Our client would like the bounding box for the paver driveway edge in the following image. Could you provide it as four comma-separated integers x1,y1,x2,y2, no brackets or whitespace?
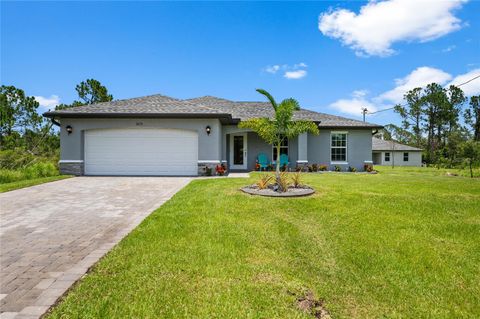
0,177,192,319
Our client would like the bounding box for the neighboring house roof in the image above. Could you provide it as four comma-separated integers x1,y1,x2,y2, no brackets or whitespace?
43,94,382,128
372,137,423,151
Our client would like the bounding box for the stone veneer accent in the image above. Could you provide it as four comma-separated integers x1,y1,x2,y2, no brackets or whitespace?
295,160,309,172
197,160,228,176
59,161,84,176
59,160,228,176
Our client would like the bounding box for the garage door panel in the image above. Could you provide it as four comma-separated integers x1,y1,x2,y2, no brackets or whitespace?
85,129,198,176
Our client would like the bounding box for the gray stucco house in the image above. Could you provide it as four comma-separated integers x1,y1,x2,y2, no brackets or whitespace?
44,94,383,176
372,137,423,167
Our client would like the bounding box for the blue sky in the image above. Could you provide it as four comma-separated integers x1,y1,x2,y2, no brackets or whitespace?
1,1,479,126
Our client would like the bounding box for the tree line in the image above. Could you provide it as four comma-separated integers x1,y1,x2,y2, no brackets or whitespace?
0,79,112,169
382,82,479,172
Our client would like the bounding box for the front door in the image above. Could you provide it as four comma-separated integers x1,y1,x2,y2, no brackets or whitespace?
230,133,247,170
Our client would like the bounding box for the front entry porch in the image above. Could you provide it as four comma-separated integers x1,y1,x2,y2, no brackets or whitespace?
223,126,306,172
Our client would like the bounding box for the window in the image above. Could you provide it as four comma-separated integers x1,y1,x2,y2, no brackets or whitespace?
403,152,409,161
385,152,390,162
331,132,347,162
272,136,288,161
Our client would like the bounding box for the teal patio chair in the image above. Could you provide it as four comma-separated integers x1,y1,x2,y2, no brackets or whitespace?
279,154,290,170
257,153,269,171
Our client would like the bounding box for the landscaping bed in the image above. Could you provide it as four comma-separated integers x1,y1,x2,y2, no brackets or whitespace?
241,184,314,197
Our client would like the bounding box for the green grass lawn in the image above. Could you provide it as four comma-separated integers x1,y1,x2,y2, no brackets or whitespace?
0,175,72,193
47,169,480,318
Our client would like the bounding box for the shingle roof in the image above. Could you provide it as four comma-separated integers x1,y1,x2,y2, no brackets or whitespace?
372,137,423,151
44,93,382,128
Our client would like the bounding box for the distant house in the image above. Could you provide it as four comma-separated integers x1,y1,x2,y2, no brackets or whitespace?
372,137,423,167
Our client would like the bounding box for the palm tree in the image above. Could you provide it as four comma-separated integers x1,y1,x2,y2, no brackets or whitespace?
239,89,320,191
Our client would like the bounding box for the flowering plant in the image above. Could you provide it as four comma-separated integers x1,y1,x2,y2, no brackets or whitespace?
216,164,226,176
364,163,373,172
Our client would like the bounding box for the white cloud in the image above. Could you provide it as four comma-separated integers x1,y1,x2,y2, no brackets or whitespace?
330,91,377,116
284,69,307,79
319,0,466,57
264,65,280,74
378,67,452,103
294,62,308,68
35,95,60,113
448,68,480,96
263,62,308,79
442,45,456,53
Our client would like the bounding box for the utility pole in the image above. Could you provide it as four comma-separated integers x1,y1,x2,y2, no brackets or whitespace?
361,107,368,122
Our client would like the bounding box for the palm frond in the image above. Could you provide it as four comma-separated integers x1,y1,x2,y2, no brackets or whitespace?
256,89,277,110
280,98,300,110
238,118,276,144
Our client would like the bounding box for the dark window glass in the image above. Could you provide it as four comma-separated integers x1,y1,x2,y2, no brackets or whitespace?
403,152,409,161
385,152,390,161
233,136,244,165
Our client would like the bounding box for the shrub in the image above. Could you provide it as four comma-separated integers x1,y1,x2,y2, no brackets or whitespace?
256,174,273,189
334,165,341,172
308,165,314,172
311,163,318,172
364,163,374,172
348,166,357,172
215,164,226,176
281,164,288,172
24,162,58,179
205,166,212,176
0,169,24,183
319,164,327,171
0,161,59,184
290,172,303,188
277,172,290,192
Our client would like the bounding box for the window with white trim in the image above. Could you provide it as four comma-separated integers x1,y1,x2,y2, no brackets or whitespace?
272,136,288,161
403,152,409,161
331,132,347,162
385,152,390,161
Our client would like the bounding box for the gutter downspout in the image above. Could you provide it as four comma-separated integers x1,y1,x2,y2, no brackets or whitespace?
51,118,61,127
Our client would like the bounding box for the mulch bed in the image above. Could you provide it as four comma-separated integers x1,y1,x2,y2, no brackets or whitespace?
240,185,315,197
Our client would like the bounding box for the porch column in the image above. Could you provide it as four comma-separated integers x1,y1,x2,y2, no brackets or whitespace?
297,133,308,167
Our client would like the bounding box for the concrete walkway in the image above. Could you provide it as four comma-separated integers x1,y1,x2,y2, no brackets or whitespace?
0,177,191,319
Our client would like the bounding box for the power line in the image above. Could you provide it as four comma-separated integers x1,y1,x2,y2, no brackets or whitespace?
366,73,480,115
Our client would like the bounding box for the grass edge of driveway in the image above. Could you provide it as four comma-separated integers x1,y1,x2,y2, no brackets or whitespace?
0,175,73,193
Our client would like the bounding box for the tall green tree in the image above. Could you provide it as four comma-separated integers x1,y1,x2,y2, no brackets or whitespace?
420,83,446,162
238,89,319,191
465,95,480,141
382,124,416,145
0,85,43,143
76,79,113,105
394,87,424,147
56,79,113,110
460,140,480,178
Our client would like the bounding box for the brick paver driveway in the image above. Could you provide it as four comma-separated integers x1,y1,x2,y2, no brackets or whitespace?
0,177,191,319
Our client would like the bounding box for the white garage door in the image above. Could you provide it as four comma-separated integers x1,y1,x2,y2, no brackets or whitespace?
84,129,198,176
